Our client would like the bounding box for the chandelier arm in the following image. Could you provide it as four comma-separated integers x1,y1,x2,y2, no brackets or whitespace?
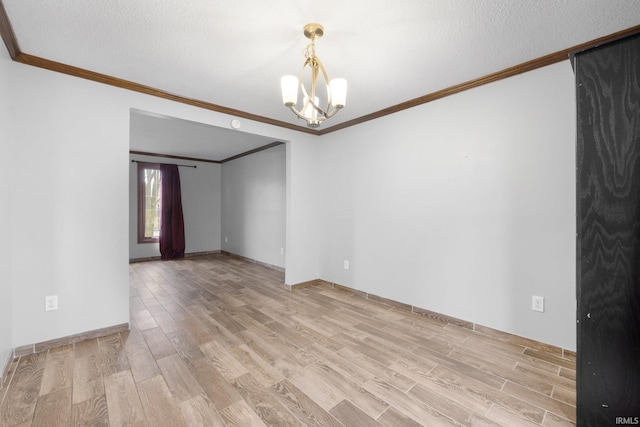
324,106,342,118
315,57,333,110
298,58,330,118
286,104,326,123
299,58,312,101
310,62,318,108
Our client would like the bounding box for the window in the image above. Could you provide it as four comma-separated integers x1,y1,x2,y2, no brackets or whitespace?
137,163,161,243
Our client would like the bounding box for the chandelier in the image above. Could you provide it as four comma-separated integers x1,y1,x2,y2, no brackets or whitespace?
281,23,347,128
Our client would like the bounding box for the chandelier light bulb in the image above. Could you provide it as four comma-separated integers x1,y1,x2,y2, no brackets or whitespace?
281,75,298,106
330,78,347,108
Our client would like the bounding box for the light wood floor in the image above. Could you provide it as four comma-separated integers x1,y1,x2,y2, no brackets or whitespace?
1,254,576,426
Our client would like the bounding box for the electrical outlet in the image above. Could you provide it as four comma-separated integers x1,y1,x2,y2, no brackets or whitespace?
532,295,544,312
45,295,58,311
344,260,350,270
225,236,228,243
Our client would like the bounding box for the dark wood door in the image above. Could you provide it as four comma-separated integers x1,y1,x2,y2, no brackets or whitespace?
576,33,640,426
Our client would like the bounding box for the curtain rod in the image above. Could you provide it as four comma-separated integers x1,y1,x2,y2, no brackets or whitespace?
131,160,197,168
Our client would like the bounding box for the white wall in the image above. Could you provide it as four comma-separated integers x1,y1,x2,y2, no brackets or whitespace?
1,41,577,353
1,51,316,349
318,62,577,350
6,63,131,347
221,144,286,268
0,48,13,372
285,139,321,284
129,153,222,259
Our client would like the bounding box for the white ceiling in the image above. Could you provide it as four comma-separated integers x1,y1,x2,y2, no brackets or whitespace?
3,1,640,159
129,109,281,163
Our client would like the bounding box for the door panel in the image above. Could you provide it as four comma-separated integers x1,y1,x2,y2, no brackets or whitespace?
576,33,640,426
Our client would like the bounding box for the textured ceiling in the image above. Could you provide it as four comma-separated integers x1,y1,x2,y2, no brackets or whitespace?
2,1,640,158
129,109,280,162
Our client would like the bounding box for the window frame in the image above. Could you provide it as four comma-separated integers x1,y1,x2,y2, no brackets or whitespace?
137,162,161,244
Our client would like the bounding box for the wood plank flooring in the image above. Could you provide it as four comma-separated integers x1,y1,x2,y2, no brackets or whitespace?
0,254,576,426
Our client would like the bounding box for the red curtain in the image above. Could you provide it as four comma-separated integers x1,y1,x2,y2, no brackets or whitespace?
159,164,185,260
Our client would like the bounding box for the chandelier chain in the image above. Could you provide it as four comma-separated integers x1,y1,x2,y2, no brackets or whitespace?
303,41,318,68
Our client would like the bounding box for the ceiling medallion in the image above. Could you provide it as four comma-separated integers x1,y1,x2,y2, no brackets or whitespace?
281,23,347,128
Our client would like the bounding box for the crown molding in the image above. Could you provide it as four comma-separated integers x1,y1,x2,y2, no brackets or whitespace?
129,151,221,164
218,141,284,163
0,0,19,59
1,2,638,136
318,24,640,135
12,53,319,135
130,141,284,164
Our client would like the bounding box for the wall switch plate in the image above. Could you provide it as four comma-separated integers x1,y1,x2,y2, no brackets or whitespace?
45,295,58,311
280,247,284,255
532,295,544,312
344,260,350,270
